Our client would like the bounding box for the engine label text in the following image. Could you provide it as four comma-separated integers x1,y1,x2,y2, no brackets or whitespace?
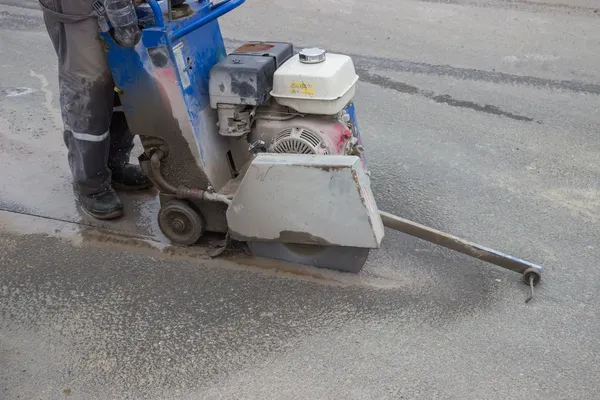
289,81,315,95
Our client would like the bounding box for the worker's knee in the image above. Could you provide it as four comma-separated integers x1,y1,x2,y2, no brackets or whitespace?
59,69,113,136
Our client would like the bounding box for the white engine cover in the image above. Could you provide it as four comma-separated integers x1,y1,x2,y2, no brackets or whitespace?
226,154,384,249
270,53,359,115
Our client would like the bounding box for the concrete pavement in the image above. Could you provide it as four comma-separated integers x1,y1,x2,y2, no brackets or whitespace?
1,0,599,399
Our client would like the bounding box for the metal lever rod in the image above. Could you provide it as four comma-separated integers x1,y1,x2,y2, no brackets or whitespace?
379,211,543,282
525,275,535,303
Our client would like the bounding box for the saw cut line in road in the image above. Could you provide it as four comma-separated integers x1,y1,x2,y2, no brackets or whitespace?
351,54,600,95
355,67,535,122
412,0,600,17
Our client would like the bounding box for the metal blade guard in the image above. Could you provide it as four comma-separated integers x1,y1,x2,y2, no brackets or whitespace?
227,154,384,273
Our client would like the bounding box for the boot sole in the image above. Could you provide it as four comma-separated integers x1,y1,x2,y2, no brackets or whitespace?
112,181,152,192
80,205,124,220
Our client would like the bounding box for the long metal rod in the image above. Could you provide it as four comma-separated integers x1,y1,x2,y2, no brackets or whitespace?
379,211,543,275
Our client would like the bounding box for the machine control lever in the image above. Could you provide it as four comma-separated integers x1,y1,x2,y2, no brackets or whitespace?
379,211,543,301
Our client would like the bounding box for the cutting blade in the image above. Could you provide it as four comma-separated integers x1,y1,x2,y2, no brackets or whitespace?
247,242,370,273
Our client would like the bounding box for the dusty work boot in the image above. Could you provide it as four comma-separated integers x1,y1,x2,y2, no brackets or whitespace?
110,163,151,191
77,186,124,220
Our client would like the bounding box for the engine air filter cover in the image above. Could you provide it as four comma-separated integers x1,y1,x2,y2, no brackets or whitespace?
271,127,329,155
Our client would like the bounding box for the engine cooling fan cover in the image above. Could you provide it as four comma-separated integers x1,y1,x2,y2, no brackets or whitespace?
270,127,329,155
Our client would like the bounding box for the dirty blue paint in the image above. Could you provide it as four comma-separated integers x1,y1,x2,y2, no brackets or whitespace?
345,102,367,169
102,0,244,167
102,30,166,97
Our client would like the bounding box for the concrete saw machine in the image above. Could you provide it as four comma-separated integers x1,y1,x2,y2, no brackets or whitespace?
102,0,543,299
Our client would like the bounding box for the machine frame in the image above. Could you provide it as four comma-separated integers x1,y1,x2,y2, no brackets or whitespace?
101,0,544,301
103,0,249,234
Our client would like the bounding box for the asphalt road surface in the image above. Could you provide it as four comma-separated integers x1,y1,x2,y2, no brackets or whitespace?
1,0,599,399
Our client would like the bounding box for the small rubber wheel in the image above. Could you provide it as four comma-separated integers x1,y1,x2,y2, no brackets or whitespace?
522,267,542,287
157,200,204,246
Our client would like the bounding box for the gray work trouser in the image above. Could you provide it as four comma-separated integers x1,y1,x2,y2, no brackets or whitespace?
40,0,135,195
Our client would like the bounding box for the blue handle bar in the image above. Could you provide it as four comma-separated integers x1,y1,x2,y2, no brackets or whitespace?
144,0,245,41
170,0,245,41
146,0,165,27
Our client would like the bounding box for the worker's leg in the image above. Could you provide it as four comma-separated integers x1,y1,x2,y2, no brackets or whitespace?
108,93,150,190
41,0,149,218
41,0,122,219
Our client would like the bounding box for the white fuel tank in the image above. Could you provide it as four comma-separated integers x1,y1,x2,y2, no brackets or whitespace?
270,48,359,115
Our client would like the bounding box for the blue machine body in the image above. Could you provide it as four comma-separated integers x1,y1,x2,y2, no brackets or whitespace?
345,102,367,169
105,0,244,122
101,0,367,232
102,0,247,232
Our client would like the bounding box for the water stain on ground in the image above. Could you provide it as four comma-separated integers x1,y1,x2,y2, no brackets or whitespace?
77,223,413,290
0,206,414,291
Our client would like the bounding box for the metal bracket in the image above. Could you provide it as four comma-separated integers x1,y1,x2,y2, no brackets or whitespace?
92,0,110,32
207,232,231,257
248,140,266,154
